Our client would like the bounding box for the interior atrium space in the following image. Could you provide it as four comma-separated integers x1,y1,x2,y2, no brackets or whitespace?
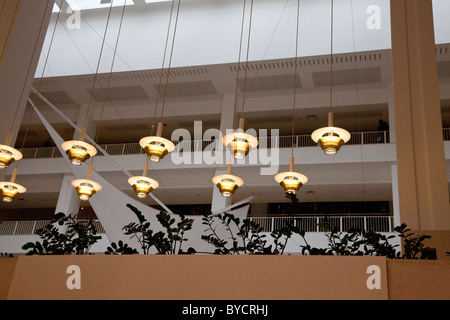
0,0,449,256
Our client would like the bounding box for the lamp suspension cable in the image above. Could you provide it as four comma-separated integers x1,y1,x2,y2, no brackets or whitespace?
291,0,300,159
150,0,176,137
310,0,350,155
92,1,127,154
80,3,114,142
222,0,258,161
139,0,180,163
70,0,116,201
329,0,334,125
274,0,307,196
213,0,250,197
240,0,254,118
232,0,247,130
0,1,20,69
127,0,160,199
60,1,115,166
158,0,181,127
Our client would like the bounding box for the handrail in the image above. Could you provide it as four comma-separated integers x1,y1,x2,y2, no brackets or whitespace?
0,215,393,235
18,130,395,159
250,215,394,233
0,219,105,236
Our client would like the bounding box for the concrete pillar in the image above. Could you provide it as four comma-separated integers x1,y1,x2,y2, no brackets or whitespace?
391,164,401,229
0,0,53,146
55,175,81,216
391,0,450,230
211,94,236,212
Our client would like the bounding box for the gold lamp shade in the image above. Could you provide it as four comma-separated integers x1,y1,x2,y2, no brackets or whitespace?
139,136,175,163
128,176,159,199
0,182,26,202
223,132,258,160
212,173,244,198
62,140,97,166
71,179,102,201
274,157,308,195
274,172,308,195
311,127,350,156
223,118,258,160
0,145,23,169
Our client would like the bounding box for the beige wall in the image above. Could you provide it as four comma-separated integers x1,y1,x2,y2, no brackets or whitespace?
0,258,17,300
5,255,388,300
2,255,450,300
387,259,450,300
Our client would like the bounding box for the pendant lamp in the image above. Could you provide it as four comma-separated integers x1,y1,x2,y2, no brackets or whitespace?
61,0,121,165
0,143,22,169
140,0,180,163
274,0,308,195
71,164,102,201
223,118,258,160
223,0,258,160
275,157,308,195
311,0,350,155
0,167,26,202
128,161,159,198
212,163,244,198
140,122,175,163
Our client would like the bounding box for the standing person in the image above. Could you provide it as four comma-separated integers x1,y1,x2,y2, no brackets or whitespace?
377,119,389,143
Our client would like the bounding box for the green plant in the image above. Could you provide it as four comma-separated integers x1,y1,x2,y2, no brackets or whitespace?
298,222,427,259
394,223,432,259
105,240,138,255
285,192,299,216
362,229,401,258
201,212,295,255
157,210,196,255
106,204,195,255
22,212,101,255
298,229,333,255
1,252,14,258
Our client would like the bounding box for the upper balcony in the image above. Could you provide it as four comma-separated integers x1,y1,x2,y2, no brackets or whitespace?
18,130,393,160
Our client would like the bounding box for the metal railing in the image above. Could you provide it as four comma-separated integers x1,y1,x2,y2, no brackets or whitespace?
16,128,450,160
0,219,105,236
250,215,394,233
0,216,393,236
19,130,394,159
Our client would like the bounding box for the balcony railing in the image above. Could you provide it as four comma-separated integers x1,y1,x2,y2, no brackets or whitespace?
16,128,450,160
250,215,394,233
0,219,105,236
0,215,393,236
19,130,394,159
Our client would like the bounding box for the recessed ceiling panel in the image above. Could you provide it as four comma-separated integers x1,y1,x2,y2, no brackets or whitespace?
29,91,75,105
153,81,217,98
103,124,149,132
238,74,302,92
87,86,149,102
313,67,382,87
